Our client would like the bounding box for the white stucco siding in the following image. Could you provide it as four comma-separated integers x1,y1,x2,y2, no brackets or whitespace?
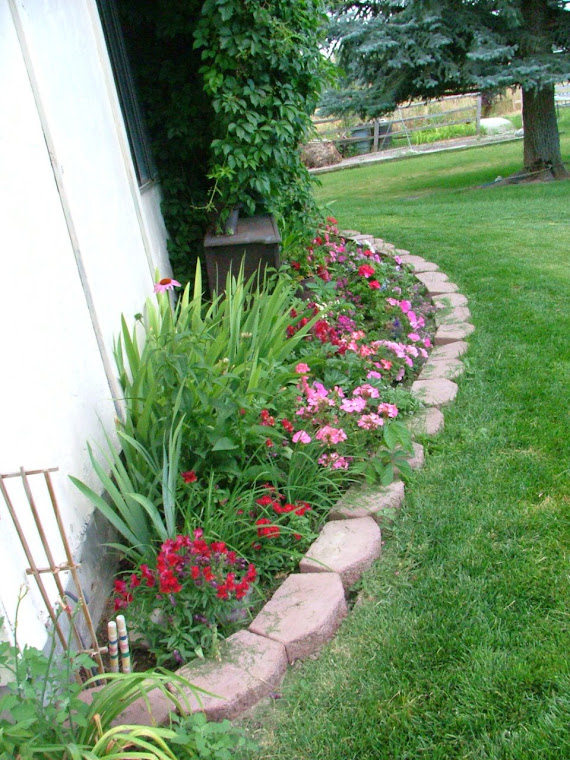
13,0,161,353
0,0,170,648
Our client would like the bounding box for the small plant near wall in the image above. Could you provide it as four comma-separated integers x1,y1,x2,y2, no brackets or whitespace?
0,598,255,759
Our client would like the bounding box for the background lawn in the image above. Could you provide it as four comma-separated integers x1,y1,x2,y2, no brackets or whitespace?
247,115,570,759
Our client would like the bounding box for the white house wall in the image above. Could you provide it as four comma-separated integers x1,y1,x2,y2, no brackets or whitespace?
0,0,171,649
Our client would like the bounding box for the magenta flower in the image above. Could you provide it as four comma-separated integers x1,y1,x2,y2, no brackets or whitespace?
367,370,382,380
407,332,421,342
399,300,412,314
154,277,181,293
292,430,312,444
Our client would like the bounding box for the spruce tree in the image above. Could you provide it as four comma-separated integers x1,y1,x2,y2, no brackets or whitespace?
325,0,570,178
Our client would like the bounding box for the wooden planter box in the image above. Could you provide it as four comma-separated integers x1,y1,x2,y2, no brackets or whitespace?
204,213,281,293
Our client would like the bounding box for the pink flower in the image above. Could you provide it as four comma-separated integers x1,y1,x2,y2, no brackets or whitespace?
292,430,312,444
319,452,350,470
369,280,381,290
423,337,432,348
357,414,384,430
154,277,181,293
353,384,380,399
340,397,367,413
399,300,412,314
315,426,347,445
378,403,399,418
394,255,403,265
407,333,421,342
295,363,311,374
366,370,382,380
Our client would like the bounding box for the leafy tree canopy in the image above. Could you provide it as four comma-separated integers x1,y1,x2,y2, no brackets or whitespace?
323,0,570,176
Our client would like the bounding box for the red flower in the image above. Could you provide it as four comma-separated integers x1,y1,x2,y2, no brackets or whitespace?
235,581,249,599
358,264,375,278
256,494,274,507
326,216,337,224
256,518,280,538
159,570,182,594
290,261,301,271
295,501,312,516
281,418,294,433
181,470,197,483
260,409,275,426
129,573,141,589
266,438,274,448
190,566,200,580
294,533,302,541
369,280,381,290
216,584,229,600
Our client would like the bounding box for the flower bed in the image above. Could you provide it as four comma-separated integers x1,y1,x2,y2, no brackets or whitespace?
74,221,436,668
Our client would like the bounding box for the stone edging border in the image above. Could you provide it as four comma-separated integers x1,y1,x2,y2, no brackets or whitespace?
118,233,475,726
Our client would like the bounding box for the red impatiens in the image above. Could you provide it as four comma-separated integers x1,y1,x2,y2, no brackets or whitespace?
113,531,257,612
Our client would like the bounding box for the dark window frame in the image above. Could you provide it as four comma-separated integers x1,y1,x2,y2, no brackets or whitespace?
96,0,157,187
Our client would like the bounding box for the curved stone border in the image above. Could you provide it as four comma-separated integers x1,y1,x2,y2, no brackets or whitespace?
117,233,474,725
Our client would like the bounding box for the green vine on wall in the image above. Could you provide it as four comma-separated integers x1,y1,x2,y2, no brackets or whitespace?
118,0,332,282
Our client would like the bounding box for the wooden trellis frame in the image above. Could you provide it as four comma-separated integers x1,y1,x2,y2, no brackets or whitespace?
0,467,107,674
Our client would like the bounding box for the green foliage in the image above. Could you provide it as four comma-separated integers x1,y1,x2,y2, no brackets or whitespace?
195,0,333,230
0,601,253,760
72,264,318,558
325,0,570,117
118,0,332,280
322,0,570,172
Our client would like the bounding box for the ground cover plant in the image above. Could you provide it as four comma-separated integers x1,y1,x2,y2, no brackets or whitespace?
245,113,570,759
73,225,434,667
0,599,254,760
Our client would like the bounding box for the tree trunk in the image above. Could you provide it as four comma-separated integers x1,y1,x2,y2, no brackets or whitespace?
522,85,568,178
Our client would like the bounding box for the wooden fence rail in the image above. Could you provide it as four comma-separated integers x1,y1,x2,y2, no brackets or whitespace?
314,93,483,156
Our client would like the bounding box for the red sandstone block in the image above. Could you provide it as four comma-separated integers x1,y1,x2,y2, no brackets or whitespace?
434,322,475,344
175,630,288,721
407,407,445,437
249,573,347,662
411,378,458,407
300,517,381,588
429,340,469,360
419,358,465,380
328,480,405,522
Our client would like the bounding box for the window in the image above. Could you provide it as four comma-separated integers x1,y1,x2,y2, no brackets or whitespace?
96,0,157,187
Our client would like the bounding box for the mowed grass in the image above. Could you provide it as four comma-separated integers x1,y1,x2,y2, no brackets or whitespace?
247,116,570,758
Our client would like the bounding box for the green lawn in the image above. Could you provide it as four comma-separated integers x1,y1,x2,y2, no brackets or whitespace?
247,117,570,758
